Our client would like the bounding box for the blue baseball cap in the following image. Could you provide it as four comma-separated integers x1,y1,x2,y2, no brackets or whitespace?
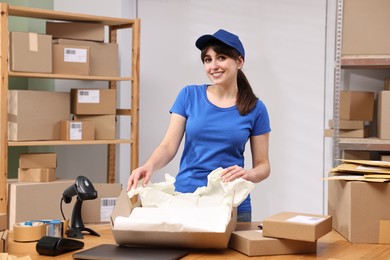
195,29,245,59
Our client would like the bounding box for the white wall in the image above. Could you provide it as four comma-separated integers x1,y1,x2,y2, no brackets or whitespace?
54,0,329,221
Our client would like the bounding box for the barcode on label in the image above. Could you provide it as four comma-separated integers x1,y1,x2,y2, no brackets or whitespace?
102,198,116,207
71,123,82,129
79,90,89,96
65,49,76,55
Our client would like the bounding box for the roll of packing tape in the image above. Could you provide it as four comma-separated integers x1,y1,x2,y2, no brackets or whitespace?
13,221,46,242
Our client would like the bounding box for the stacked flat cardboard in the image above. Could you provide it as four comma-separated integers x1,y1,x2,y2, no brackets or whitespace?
0,230,8,252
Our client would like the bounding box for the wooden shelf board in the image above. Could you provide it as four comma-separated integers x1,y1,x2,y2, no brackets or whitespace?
8,139,131,147
9,71,132,82
341,55,390,68
8,5,134,27
339,137,390,151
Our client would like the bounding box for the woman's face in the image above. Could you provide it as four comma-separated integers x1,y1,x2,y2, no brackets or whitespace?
203,48,243,87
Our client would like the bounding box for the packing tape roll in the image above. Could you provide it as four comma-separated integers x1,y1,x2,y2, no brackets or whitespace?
13,221,46,242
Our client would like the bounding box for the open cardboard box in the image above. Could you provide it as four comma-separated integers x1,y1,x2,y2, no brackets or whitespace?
110,189,236,249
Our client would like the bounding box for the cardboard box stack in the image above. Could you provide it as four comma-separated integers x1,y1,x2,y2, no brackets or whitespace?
18,153,57,182
47,21,119,77
325,91,374,138
327,160,390,243
229,212,332,256
72,88,116,140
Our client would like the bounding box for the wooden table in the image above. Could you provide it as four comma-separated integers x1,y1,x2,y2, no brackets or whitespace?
5,224,390,259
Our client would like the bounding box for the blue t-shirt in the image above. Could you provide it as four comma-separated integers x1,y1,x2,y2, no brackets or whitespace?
170,84,271,212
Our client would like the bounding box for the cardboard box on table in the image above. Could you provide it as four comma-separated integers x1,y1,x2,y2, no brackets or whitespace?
10,32,52,73
229,222,317,256
8,90,70,141
110,189,236,249
328,180,390,243
262,212,332,242
8,179,121,230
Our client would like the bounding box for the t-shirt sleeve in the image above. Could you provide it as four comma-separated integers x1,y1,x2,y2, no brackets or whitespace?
252,100,271,136
169,86,188,118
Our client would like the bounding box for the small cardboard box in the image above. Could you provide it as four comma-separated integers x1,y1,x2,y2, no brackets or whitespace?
340,91,375,121
55,39,119,76
8,180,122,230
46,21,105,42
229,222,317,256
378,91,390,140
262,212,332,242
18,168,56,182
110,189,236,249
0,230,8,252
328,180,390,243
10,31,52,73
52,44,90,76
60,120,95,141
19,153,57,169
74,115,116,140
71,89,116,115
8,90,70,141
0,213,7,231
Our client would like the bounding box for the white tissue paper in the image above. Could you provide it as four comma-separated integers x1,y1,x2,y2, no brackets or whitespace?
114,167,255,232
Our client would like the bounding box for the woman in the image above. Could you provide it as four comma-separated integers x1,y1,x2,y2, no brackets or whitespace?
127,29,271,222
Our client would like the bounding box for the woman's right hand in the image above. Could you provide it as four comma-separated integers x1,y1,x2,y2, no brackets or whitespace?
127,164,153,191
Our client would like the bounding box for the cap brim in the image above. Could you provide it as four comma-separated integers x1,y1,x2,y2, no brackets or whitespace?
195,34,221,51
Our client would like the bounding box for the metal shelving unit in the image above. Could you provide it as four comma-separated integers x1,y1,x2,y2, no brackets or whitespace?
332,0,390,164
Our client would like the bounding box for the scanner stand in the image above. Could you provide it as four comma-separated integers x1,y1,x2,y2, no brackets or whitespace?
66,199,100,239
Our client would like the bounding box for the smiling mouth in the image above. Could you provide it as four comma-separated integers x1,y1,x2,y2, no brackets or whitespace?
211,71,223,77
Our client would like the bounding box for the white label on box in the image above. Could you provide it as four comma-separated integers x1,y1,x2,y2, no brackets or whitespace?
100,197,117,222
69,122,82,140
286,215,324,225
64,48,87,63
78,90,100,103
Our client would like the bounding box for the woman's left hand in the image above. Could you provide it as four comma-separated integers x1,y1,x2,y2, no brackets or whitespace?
220,165,249,182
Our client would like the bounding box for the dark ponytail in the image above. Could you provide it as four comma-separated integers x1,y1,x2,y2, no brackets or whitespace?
201,43,258,115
